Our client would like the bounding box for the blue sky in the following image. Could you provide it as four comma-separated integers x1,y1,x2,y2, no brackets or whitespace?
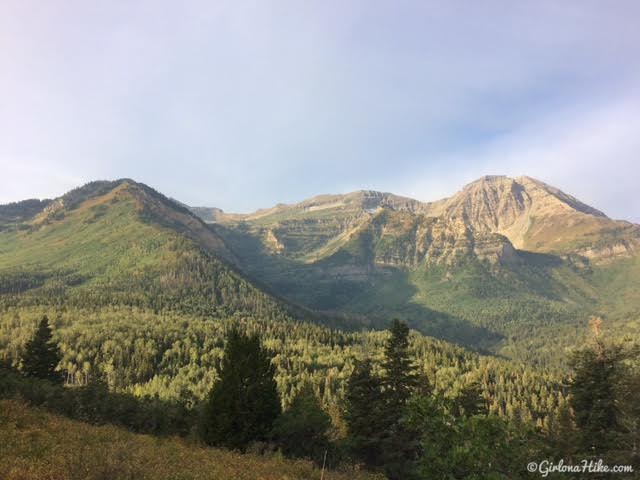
1,1,639,221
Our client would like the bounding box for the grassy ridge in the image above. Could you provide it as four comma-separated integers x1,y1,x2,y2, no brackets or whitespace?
0,182,291,321
0,400,379,480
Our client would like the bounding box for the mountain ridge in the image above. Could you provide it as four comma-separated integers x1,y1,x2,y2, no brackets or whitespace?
190,175,638,265
190,175,611,222
2,175,639,364
179,174,639,363
0,179,298,323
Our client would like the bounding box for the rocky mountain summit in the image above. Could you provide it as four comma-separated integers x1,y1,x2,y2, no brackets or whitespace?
198,175,638,267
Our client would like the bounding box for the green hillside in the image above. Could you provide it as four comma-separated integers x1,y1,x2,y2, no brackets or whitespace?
0,180,289,320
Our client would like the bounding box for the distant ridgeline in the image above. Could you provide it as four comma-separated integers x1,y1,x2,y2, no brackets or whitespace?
0,176,638,429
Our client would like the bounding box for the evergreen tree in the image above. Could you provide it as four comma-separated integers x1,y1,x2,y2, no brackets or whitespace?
21,315,62,383
380,319,420,480
271,383,331,465
569,319,625,457
452,380,487,417
382,319,418,410
344,359,385,468
201,327,281,451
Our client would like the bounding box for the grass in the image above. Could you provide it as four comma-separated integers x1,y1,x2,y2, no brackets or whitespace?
0,195,166,281
0,400,381,480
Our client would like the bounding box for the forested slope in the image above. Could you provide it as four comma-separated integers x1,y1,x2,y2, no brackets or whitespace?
0,179,289,320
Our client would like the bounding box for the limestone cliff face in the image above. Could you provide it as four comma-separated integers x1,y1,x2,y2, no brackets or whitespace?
195,175,639,268
369,213,519,268
425,175,608,242
420,175,637,263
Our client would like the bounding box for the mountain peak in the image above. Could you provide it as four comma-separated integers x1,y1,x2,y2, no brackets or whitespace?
426,174,618,252
513,176,607,218
304,190,423,213
445,175,606,220
462,174,512,188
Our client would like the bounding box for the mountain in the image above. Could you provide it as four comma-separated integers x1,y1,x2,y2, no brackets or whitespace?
0,179,291,320
191,175,640,364
0,180,509,411
203,175,637,266
424,175,637,260
0,198,53,224
1,176,638,365
0,179,595,478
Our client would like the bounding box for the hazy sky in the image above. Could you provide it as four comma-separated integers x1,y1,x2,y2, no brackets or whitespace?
1,1,639,221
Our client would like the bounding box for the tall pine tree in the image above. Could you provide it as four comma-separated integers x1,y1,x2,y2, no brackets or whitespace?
452,380,487,417
344,358,385,468
344,320,421,478
569,318,625,457
382,319,418,411
380,319,419,480
21,315,62,383
201,327,281,451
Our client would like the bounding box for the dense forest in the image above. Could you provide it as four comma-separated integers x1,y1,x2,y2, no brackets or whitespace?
2,315,638,478
0,305,567,427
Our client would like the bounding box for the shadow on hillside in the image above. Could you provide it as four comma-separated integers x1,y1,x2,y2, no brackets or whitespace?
517,250,564,267
212,223,504,353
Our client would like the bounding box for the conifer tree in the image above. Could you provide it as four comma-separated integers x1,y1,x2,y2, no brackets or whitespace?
452,380,487,417
380,319,419,480
21,315,62,383
569,318,625,456
271,383,331,465
201,327,281,451
344,359,385,468
381,319,419,418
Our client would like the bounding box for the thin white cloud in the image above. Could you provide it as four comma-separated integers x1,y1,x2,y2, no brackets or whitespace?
0,1,638,220
399,90,640,221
